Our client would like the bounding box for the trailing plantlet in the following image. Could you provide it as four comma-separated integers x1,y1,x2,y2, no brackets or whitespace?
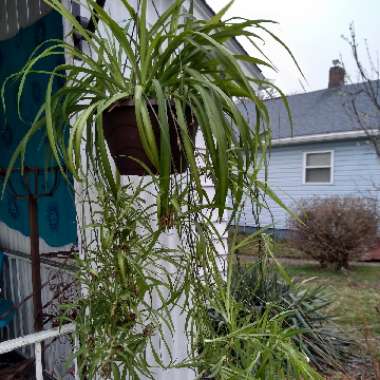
66,184,186,378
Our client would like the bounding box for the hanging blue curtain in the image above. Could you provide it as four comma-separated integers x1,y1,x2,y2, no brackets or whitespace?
0,11,77,250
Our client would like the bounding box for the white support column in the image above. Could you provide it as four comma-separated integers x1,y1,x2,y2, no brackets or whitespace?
35,342,43,380
74,334,80,380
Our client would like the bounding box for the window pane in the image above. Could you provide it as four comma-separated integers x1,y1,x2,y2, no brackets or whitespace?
305,168,331,183
306,152,331,166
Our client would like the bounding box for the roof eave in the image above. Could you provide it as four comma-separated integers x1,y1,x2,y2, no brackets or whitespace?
271,130,379,147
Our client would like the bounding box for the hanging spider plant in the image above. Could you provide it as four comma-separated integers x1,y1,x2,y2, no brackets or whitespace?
65,182,321,380
0,2,325,378
2,0,296,222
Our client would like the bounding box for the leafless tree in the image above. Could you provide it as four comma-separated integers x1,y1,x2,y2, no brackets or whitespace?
341,23,380,156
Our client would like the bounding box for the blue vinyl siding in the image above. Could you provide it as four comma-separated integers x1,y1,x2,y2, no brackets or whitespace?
238,139,380,229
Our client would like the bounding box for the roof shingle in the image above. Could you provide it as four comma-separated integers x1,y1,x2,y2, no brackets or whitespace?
238,81,380,139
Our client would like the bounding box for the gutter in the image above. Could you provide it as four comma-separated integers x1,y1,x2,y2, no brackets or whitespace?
271,130,380,147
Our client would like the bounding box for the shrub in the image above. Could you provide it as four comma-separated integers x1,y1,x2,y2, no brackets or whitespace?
288,197,378,270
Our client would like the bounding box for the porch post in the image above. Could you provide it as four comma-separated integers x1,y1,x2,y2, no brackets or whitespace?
28,195,43,332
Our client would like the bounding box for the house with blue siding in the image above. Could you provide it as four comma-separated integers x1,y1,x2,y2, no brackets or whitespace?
237,64,380,235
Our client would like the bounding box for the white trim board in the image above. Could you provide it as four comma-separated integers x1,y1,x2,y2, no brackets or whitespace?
272,130,379,147
302,150,334,185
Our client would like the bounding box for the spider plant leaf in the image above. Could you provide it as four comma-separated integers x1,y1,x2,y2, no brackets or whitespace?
152,80,171,220
71,102,99,176
112,363,121,380
148,0,182,38
257,23,305,78
44,0,96,45
139,0,149,82
208,0,233,25
197,86,228,218
134,85,159,169
174,99,202,192
45,73,65,174
88,0,139,80
95,110,119,199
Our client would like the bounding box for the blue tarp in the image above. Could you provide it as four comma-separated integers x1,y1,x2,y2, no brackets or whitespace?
0,12,77,249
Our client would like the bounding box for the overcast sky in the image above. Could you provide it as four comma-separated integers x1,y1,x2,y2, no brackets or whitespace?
207,0,380,95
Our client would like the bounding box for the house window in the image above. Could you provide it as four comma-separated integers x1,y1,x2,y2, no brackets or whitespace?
303,151,333,184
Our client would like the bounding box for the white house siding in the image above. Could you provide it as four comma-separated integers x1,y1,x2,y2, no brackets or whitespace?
239,139,380,230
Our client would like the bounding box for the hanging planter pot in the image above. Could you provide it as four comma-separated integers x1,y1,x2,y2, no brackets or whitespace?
103,99,197,176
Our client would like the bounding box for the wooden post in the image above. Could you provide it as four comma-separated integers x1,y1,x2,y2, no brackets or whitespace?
28,195,44,333
28,194,45,372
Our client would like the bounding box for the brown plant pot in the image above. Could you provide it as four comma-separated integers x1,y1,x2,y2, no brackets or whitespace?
103,99,197,176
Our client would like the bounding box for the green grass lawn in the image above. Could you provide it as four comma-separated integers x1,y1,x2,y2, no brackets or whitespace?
286,262,380,378
286,263,380,335
232,234,380,335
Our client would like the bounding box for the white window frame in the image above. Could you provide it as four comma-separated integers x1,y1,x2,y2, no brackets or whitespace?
302,150,334,185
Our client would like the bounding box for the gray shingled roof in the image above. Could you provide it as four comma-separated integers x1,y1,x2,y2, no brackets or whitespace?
238,81,380,139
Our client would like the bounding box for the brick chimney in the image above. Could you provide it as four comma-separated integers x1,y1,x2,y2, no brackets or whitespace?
328,59,345,88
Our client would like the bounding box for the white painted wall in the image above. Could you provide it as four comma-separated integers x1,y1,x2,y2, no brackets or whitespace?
71,3,264,378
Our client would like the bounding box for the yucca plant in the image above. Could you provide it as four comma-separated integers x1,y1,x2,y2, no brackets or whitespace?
2,0,294,223
229,256,353,374
189,237,322,380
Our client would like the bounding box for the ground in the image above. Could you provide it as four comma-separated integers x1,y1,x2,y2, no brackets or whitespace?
286,262,380,379
231,235,380,378
286,263,380,339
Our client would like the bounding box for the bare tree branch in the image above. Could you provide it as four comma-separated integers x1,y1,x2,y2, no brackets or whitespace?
341,23,380,156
